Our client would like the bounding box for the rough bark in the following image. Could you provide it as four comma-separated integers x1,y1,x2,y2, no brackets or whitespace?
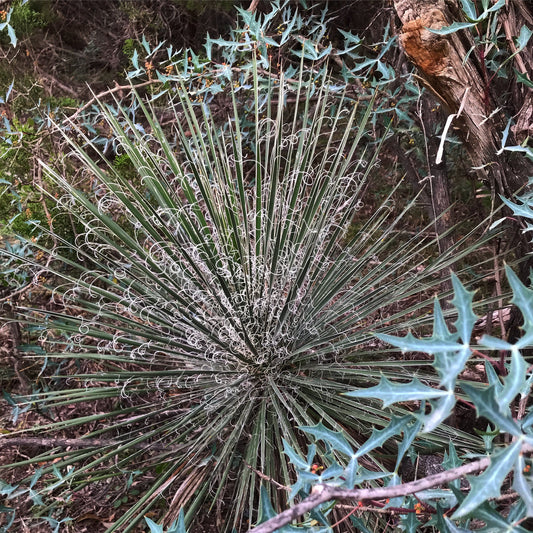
393,0,533,199
394,0,533,341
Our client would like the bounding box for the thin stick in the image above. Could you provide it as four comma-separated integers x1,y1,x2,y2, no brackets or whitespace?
248,443,533,533
0,436,179,452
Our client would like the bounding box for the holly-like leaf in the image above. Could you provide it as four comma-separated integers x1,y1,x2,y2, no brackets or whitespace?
513,453,533,517
355,416,410,458
299,423,354,457
451,274,477,344
283,439,311,471
395,417,423,472
376,332,460,355
484,361,504,394
434,346,472,391
507,265,533,329
460,0,478,21
452,439,522,518
462,384,521,436
500,349,527,409
443,442,463,490
515,70,533,88
419,392,456,433
345,376,448,407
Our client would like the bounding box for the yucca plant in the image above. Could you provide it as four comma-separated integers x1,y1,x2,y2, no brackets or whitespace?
1,67,488,532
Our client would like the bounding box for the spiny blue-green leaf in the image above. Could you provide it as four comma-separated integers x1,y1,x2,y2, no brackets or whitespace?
479,334,513,351
256,489,305,531
401,501,422,533
350,467,392,487
344,456,359,489
283,439,311,471
432,297,458,342
345,376,448,407
462,383,521,436
484,0,506,14
420,392,456,433
507,265,533,329
500,349,527,409
452,439,522,518
376,332,461,355
451,274,477,344
395,417,423,472
434,346,472,391
427,21,477,35
355,416,410,458
520,372,533,401
443,442,463,490
385,473,404,508
516,70,533,88
443,518,472,533
484,361,504,394
462,499,514,530
257,487,277,523
299,423,353,457
425,502,450,531
460,0,478,20
316,462,344,483
513,453,533,517
145,517,165,533
516,25,533,50
516,329,533,350
168,510,187,533
501,195,533,219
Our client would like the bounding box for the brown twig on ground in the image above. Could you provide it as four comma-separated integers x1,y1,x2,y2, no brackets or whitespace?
0,436,180,452
248,443,533,533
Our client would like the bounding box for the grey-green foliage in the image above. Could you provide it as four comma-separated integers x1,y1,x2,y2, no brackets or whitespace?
0,60,490,531
277,267,533,531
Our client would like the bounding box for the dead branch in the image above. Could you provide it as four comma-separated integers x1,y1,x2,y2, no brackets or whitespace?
248,443,533,533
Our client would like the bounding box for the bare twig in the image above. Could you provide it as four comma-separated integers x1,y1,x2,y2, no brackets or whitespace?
0,436,180,452
248,443,533,533
247,0,260,12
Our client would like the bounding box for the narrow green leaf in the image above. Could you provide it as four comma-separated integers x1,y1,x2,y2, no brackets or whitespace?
420,392,456,433
516,25,533,50
460,0,478,20
355,416,410,458
345,376,448,407
427,21,477,35
462,384,521,436
500,349,527,409
451,274,477,344
453,439,522,518
376,332,461,355
513,453,533,517
299,422,354,457
507,265,533,329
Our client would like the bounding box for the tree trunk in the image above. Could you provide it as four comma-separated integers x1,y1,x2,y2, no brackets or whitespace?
393,0,533,341
393,0,533,199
